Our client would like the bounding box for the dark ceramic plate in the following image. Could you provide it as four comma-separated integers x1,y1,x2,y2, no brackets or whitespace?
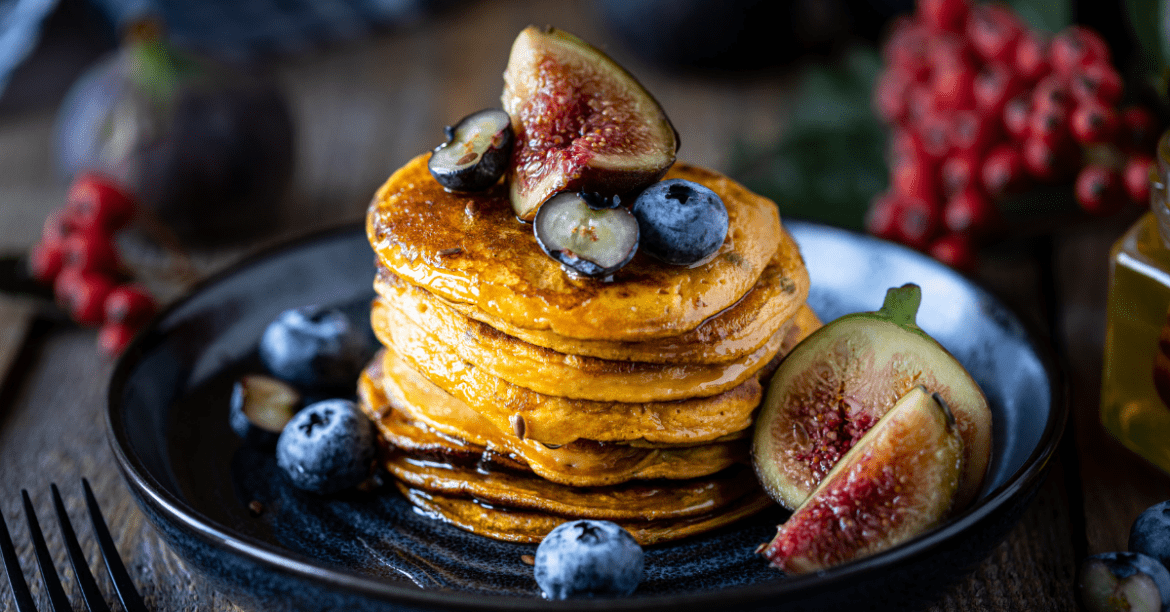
108,220,1065,612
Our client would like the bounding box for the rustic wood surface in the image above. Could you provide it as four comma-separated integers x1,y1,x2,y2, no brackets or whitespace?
0,1,1164,610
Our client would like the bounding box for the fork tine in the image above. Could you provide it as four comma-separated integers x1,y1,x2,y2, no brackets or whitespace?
82,479,147,612
0,506,38,612
20,490,72,612
52,484,110,612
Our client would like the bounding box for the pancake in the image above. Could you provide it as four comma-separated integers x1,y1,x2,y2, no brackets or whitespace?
361,354,748,487
403,228,810,364
374,315,763,446
367,154,785,342
384,453,760,521
372,293,785,402
397,484,774,545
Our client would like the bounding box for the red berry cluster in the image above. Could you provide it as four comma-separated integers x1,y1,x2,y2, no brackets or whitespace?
28,173,158,356
869,0,1160,270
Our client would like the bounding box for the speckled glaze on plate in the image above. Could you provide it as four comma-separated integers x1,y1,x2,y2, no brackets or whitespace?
107,221,1066,612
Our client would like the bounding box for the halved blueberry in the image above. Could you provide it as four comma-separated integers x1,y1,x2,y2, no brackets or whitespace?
229,374,302,449
631,178,728,265
259,305,374,392
534,192,639,277
428,109,513,191
534,520,644,600
1078,551,1170,612
275,399,375,494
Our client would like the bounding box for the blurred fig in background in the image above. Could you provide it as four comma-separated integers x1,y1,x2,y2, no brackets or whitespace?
53,23,295,245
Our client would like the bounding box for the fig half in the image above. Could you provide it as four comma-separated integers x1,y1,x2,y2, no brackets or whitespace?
752,284,991,513
501,26,679,221
760,386,963,574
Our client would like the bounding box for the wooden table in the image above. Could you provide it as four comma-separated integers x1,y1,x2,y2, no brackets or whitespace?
1,1,1166,610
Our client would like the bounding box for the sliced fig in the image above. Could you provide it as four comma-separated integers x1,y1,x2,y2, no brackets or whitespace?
428,109,514,192
501,26,679,221
534,191,639,277
752,284,992,514
760,386,963,574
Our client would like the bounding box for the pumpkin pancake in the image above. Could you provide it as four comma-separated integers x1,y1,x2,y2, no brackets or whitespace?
397,484,773,545
374,315,763,446
362,354,748,487
384,453,760,521
372,294,785,402
367,154,784,342
381,227,809,365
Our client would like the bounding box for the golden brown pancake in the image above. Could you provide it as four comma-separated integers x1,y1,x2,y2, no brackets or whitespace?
372,294,785,402
361,354,748,487
367,154,784,342
385,453,759,521
374,317,764,446
400,229,810,365
397,484,774,545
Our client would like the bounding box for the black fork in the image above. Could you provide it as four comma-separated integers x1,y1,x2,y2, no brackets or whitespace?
0,479,147,612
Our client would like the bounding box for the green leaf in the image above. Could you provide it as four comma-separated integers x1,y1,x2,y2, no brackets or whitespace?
1005,0,1072,33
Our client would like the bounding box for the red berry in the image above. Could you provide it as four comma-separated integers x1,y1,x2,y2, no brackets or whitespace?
874,70,912,124
917,112,954,160
42,208,73,244
98,322,138,357
1022,136,1074,182
1070,101,1119,144
1050,26,1111,76
884,18,930,72
1014,30,1051,83
941,151,981,197
1028,105,1071,146
65,173,136,232
104,284,157,327
895,196,942,249
892,158,940,202
906,83,938,124
928,232,978,271
929,33,978,70
966,3,1021,63
1119,106,1159,153
931,66,977,111
889,129,928,167
866,191,903,241
62,230,121,274
1003,95,1032,139
919,0,969,32
944,188,998,235
949,110,998,153
28,241,64,285
55,268,116,326
974,63,1022,116
1124,155,1154,205
1070,63,1123,106
1075,164,1124,215
1032,75,1071,112
981,145,1028,197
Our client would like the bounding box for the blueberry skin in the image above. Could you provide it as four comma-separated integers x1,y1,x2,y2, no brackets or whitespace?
259,306,373,391
275,399,374,494
534,520,643,600
1079,552,1170,612
631,178,728,266
1131,500,1170,570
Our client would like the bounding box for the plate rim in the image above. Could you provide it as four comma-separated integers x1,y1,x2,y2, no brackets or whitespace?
106,219,1068,610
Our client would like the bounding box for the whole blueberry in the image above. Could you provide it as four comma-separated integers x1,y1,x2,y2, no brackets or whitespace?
275,399,374,494
1079,551,1170,612
1131,500,1170,570
631,178,728,266
534,520,643,600
259,305,373,391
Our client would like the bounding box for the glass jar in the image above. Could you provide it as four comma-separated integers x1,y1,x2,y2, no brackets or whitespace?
1100,131,1170,473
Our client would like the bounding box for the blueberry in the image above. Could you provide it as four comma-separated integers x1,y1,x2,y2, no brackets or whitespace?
1078,552,1170,612
275,399,374,494
259,305,373,391
1131,501,1170,571
428,109,514,192
631,178,728,266
534,191,640,277
534,520,643,599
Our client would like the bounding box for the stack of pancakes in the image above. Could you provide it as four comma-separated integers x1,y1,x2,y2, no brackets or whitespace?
359,153,818,544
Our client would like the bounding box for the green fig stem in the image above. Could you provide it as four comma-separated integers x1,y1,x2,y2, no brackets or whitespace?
877,283,922,327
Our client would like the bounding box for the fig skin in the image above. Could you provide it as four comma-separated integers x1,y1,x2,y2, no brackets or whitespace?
760,386,963,574
752,284,992,514
54,37,295,245
501,26,679,221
